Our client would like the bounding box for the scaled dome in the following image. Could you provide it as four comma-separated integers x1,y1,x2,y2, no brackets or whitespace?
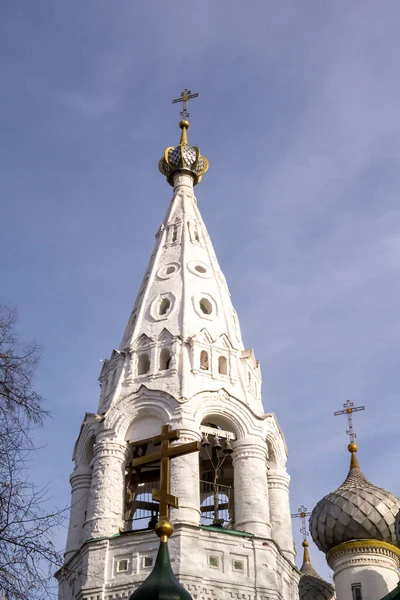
309,444,400,554
159,119,209,186
299,541,335,600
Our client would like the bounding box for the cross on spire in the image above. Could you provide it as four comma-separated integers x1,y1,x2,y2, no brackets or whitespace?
291,505,312,542
131,424,200,538
172,88,199,119
334,399,365,444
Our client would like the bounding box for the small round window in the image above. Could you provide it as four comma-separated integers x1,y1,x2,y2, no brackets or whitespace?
199,298,212,315
166,266,175,274
195,265,207,274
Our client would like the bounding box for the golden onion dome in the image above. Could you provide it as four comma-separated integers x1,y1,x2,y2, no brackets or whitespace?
159,120,209,186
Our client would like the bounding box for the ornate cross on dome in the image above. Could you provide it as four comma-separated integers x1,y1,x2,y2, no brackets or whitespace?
334,399,365,443
131,424,200,540
172,88,199,119
291,505,311,542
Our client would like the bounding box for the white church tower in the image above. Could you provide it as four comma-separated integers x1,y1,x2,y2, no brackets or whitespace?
57,96,299,600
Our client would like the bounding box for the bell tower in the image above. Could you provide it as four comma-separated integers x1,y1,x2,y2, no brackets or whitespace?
57,94,299,600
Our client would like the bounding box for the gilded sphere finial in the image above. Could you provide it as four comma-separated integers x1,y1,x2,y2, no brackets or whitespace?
348,442,358,453
179,119,190,130
302,540,309,548
155,518,174,541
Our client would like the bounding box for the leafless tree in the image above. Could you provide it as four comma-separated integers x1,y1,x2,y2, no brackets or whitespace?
0,304,64,599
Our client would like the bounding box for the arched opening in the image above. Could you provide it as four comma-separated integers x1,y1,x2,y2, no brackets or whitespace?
138,353,150,375
200,350,209,371
199,298,212,315
159,348,171,371
124,417,164,532
124,442,160,532
199,419,236,529
171,225,178,243
159,298,171,316
218,356,228,375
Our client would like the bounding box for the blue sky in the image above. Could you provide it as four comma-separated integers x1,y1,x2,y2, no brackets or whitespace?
2,0,400,583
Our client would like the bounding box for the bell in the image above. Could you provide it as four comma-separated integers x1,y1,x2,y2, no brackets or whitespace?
201,433,210,447
212,436,222,451
222,438,233,455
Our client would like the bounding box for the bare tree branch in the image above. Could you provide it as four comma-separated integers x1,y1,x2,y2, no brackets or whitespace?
0,303,64,600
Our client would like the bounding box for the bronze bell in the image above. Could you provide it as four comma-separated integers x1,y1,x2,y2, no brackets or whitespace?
222,438,233,455
201,433,210,447
212,436,222,451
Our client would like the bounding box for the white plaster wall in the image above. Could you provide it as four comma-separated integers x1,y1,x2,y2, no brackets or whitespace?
57,525,300,600
330,548,400,600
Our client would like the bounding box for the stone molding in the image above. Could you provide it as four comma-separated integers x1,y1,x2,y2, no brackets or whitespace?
232,440,268,463
267,471,290,490
93,438,127,462
70,470,92,491
328,540,400,572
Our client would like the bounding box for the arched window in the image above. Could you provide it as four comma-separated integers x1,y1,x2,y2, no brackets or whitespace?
200,350,209,371
171,225,178,243
138,353,150,375
159,348,171,371
218,356,228,375
159,298,171,316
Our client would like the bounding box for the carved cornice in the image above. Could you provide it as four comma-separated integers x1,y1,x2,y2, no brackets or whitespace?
232,443,267,463
70,471,93,490
267,471,290,490
327,540,400,570
93,438,127,461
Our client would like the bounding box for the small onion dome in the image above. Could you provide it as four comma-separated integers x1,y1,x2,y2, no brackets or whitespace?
129,519,193,600
299,541,335,600
309,443,400,554
159,120,209,186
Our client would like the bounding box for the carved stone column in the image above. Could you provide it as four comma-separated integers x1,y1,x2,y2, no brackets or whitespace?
232,438,271,537
169,426,201,527
268,469,295,561
84,432,127,539
65,465,93,558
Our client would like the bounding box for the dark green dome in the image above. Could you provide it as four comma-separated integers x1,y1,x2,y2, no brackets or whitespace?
129,541,193,600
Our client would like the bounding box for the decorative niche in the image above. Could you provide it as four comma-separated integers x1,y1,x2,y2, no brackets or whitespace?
150,292,176,321
187,260,212,279
157,262,180,280
192,293,217,320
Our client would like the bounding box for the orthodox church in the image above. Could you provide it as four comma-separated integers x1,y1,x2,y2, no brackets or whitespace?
57,96,400,600
57,98,299,600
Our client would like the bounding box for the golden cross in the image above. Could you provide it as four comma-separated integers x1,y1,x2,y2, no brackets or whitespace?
131,424,200,523
334,399,365,444
172,88,199,119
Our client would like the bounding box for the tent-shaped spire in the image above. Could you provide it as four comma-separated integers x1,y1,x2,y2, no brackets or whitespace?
98,117,262,410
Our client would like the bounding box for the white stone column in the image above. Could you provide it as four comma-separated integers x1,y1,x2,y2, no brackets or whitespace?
268,469,295,561
232,438,271,537
328,542,400,600
83,433,127,539
65,465,93,558
170,427,201,527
